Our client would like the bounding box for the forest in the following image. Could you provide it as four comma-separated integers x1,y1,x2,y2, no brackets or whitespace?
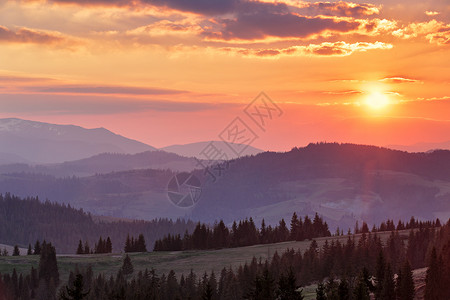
0,193,195,253
0,218,448,299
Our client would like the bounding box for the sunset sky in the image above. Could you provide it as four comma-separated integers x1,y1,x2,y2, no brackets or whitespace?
1,0,449,151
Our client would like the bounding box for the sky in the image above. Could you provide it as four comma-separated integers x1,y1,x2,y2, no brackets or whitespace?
0,0,449,151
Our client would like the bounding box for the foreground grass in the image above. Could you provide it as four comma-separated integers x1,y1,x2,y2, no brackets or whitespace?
0,230,406,287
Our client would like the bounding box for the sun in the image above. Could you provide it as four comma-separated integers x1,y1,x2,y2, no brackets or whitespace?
365,92,390,110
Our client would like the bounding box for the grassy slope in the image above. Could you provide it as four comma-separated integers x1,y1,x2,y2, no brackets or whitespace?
0,230,428,299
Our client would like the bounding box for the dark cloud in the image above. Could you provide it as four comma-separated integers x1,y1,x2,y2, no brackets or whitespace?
38,1,376,42
302,1,380,18
45,0,241,14
144,0,240,15
212,13,360,40
0,26,64,44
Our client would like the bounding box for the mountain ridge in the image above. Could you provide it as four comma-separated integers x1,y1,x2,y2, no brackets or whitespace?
0,118,156,164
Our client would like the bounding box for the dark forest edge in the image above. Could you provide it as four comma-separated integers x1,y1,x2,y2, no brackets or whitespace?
0,193,195,253
153,213,441,252
0,219,449,299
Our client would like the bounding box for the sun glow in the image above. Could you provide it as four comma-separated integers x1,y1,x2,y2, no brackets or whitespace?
365,92,390,110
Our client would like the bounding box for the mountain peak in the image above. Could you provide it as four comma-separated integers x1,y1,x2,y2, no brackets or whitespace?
0,118,155,164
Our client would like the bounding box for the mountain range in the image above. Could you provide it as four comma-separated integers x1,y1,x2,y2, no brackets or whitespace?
0,118,155,164
1,118,449,231
162,141,263,159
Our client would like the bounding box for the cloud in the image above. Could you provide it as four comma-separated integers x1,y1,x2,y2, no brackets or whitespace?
29,85,187,96
298,1,381,18
144,0,241,15
323,90,362,95
304,41,392,56
205,6,361,41
0,25,65,45
393,20,450,45
425,11,440,16
222,41,393,58
0,93,237,115
126,19,204,37
379,77,422,84
0,75,55,83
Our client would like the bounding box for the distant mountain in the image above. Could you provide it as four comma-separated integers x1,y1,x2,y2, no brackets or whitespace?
0,118,155,164
0,151,199,177
0,143,449,230
161,141,263,159
388,140,450,153
0,152,30,165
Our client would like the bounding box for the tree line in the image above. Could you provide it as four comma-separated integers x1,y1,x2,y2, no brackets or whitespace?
0,193,195,253
76,236,112,255
154,213,331,251
0,218,448,299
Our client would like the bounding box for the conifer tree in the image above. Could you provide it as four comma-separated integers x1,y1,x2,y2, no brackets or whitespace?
106,237,112,253
277,268,304,300
60,274,90,300
381,263,395,300
13,245,20,256
338,278,350,300
425,247,443,300
76,240,84,255
353,273,370,300
316,282,326,300
397,259,415,300
121,254,134,276
38,242,59,286
34,240,41,255
375,251,386,299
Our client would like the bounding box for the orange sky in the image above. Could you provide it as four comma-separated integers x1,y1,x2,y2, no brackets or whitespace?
1,0,449,151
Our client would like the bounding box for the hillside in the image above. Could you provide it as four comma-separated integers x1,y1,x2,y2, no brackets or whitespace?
161,141,263,159
0,143,449,228
0,118,155,164
0,194,195,253
0,230,428,299
0,151,199,177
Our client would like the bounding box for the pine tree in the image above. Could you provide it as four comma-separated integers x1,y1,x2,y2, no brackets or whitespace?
397,259,415,300
76,240,84,255
60,274,90,300
121,254,134,276
34,240,41,255
353,273,370,300
381,263,395,300
316,282,326,300
83,241,90,255
137,234,147,252
277,269,304,300
202,282,213,300
425,247,443,300
338,278,350,300
375,250,386,300
27,244,33,255
247,268,275,300
106,237,112,253
38,242,59,286
124,234,131,253
13,245,20,256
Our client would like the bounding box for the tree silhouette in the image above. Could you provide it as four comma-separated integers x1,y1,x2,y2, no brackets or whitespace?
60,274,89,300
12,245,20,256
121,254,134,276
277,268,304,300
